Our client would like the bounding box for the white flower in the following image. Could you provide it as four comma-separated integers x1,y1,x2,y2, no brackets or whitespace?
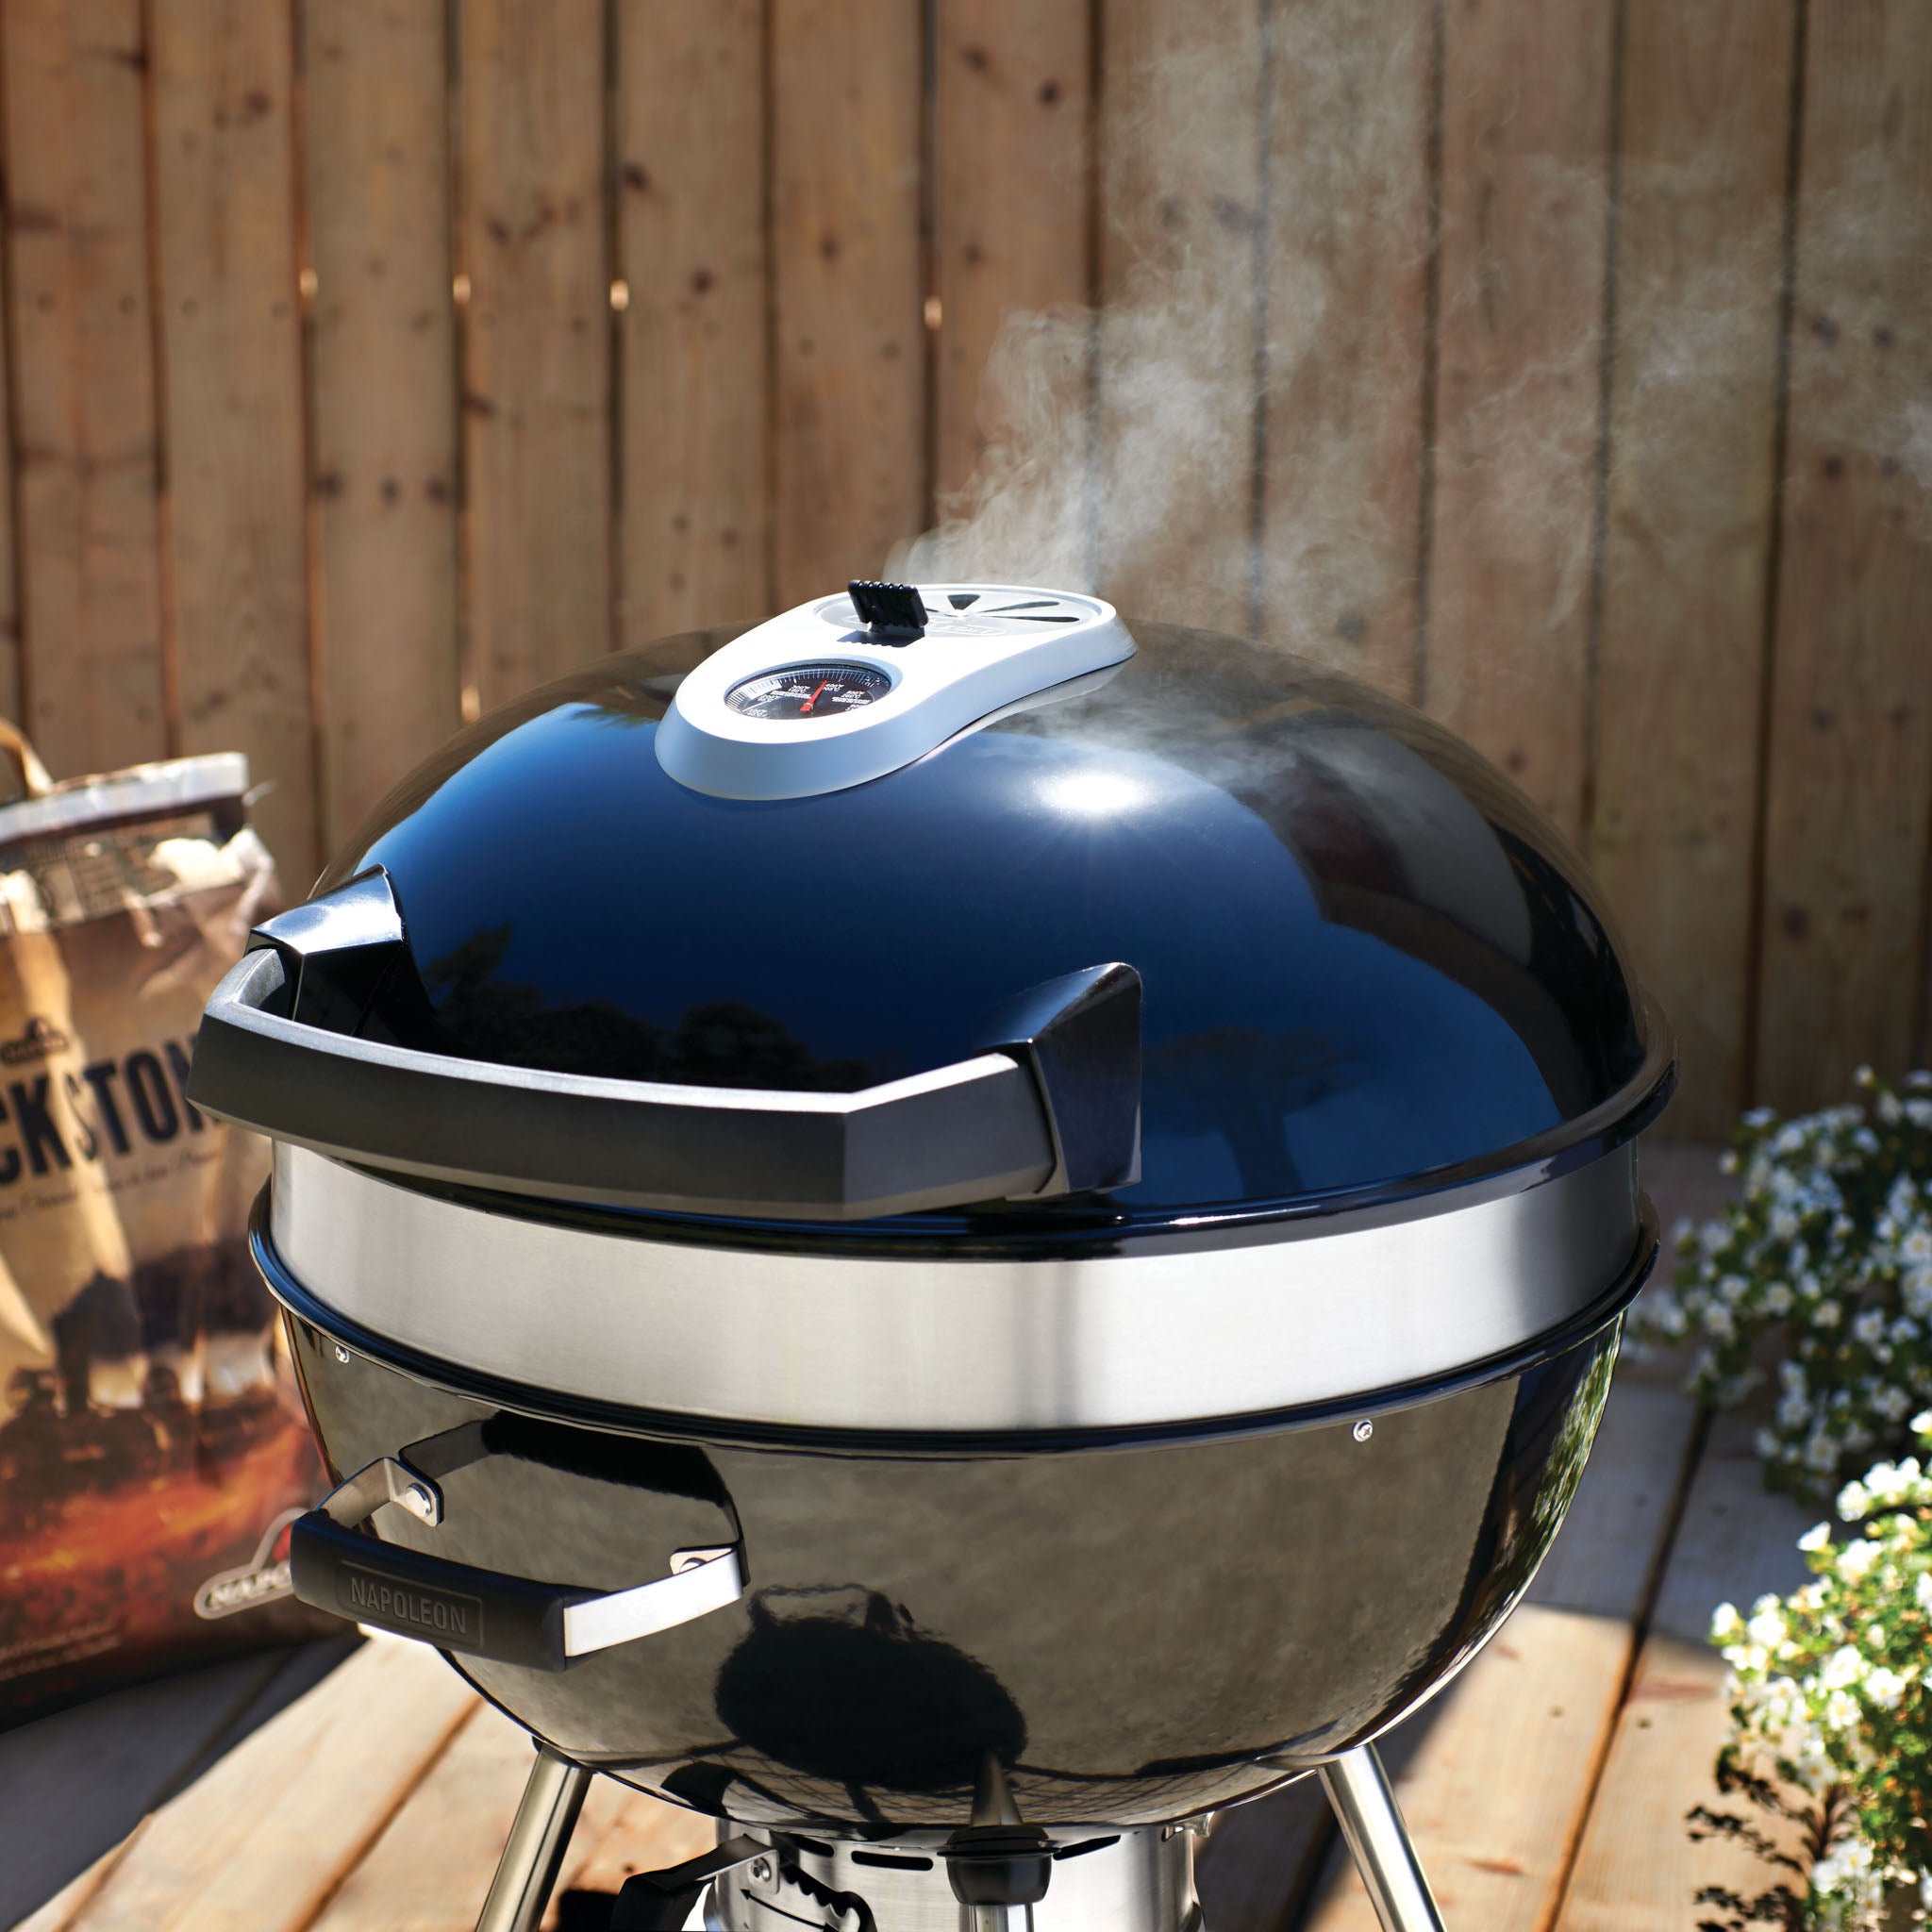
1790,1735,1837,1793
1862,1458,1924,1507
1814,1840,1887,1924
1765,1281,1793,1315
1824,1686,1862,1729
1747,1604,1789,1648
1800,1522,1832,1552
1703,1303,1736,1341
1839,1479,1872,1521
1906,1267,1932,1318
1863,1665,1907,1707
1814,1299,1843,1328
1915,1571,1932,1612
1710,1601,1743,1641
1853,1307,1888,1345
1914,1408,1932,1436
1820,1644,1867,1690
1874,1384,1911,1422
1837,1539,1879,1582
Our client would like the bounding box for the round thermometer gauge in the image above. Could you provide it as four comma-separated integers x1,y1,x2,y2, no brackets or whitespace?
724,662,891,723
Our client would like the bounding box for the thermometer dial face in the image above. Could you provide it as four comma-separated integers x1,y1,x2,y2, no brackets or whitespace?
724,663,892,723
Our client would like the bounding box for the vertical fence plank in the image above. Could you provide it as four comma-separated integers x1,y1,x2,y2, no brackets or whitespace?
1423,0,1617,846
931,0,1091,511
151,0,318,882
1588,1,1797,1139
1096,0,1261,637
460,0,609,709
770,0,924,605
0,233,16,732
2,0,168,779
615,0,768,643
303,0,461,855
1755,0,1932,1108
1258,0,1433,698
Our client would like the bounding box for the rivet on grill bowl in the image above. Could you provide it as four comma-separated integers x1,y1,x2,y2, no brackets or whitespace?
1353,1420,1374,1442
332,1342,351,1365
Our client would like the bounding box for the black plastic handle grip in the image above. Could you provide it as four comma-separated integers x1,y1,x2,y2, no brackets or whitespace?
289,1420,744,1672
187,867,1141,1220
291,1514,584,1668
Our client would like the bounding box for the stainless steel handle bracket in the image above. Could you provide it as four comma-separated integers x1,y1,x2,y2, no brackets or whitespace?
320,1455,445,1528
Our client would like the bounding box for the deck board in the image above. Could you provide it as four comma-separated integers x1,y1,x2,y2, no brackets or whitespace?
1306,1607,1638,1932
49,1639,475,1932
1555,1407,1818,1932
1,1640,356,1930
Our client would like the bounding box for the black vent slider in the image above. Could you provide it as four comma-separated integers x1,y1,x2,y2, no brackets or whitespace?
849,579,928,636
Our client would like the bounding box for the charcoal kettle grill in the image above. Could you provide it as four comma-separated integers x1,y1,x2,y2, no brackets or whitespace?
189,584,1673,1932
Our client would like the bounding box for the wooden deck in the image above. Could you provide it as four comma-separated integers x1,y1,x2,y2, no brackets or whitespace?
8,1147,1824,1931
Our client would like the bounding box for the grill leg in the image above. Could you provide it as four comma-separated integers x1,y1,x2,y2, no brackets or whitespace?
475,1743,593,1932
1318,1746,1444,1932
962,1908,1035,1932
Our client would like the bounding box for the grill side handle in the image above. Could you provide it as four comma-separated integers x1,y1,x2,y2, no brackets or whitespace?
289,1419,745,1673
186,865,1141,1220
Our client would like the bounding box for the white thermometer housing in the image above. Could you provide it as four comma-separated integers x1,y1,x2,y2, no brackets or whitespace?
655,584,1135,800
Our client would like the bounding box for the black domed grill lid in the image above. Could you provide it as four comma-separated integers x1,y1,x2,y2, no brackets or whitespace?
190,606,1672,1240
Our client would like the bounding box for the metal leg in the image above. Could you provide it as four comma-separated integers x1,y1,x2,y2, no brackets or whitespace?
961,1908,1035,1932
475,1743,593,1932
1318,1746,1444,1932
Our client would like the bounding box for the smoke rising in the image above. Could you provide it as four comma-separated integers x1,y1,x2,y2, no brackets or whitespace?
891,7,1930,704
899,7,1442,674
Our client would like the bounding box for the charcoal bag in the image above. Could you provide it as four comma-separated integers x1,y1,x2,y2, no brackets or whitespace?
0,725,331,1721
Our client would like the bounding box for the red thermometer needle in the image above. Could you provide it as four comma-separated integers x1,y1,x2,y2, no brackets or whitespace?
799,681,830,715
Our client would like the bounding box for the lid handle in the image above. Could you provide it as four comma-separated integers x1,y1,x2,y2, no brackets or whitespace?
188,867,1141,1220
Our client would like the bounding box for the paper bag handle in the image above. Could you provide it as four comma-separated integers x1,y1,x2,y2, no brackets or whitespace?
0,720,56,799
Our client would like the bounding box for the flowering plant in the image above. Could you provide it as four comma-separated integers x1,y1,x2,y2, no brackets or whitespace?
1632,1069,1932,1496
1700,1416,1932,1927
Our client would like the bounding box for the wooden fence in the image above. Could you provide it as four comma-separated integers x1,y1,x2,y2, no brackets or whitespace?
0,0,1924,1137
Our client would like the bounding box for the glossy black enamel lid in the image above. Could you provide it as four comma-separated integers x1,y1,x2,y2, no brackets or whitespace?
321,620,1671,1233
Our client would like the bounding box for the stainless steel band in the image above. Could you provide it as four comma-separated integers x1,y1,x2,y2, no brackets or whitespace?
264,1142,1645,1435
